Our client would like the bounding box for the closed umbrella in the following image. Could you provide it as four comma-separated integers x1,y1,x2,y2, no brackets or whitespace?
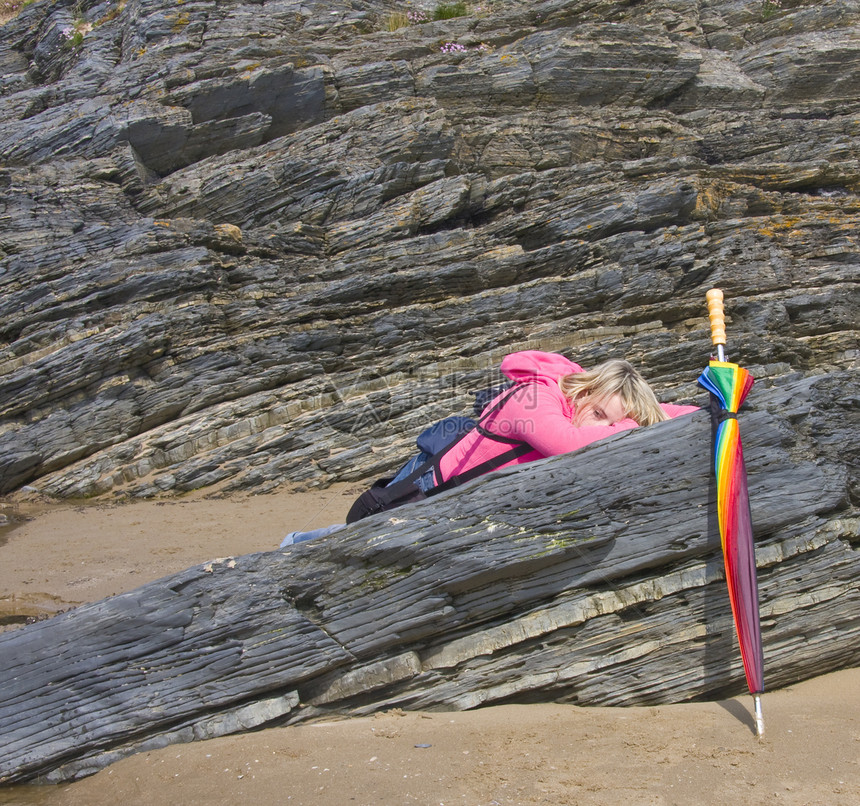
697,288,765,736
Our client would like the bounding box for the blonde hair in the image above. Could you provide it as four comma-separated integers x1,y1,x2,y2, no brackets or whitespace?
558,359,668,426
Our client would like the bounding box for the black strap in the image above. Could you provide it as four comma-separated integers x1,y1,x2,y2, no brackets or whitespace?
473,424,525,445
349,383,535,521
430,440,534,495
411,382,533,496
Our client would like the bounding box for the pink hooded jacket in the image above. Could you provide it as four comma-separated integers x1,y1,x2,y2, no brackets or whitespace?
437,350,698,484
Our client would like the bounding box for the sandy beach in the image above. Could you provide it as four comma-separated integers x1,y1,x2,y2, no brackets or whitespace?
0,488,858,806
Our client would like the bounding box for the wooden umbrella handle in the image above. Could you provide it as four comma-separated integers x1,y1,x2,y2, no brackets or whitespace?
706,288,726,347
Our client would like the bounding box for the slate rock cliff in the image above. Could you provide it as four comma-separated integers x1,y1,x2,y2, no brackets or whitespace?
2,375,859,783
0,0,857,499
1,0,859,784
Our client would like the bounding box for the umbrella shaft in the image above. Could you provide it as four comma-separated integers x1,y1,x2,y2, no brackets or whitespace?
716,345,726,362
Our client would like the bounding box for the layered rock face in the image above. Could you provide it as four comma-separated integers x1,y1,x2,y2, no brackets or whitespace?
0,0,858,498
1,1,859,783
3,377,860,783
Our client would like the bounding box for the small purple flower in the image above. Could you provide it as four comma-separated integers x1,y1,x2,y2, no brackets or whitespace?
440,41,467,54
60,26,75,39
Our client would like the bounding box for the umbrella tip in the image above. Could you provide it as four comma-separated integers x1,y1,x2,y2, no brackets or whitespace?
753,694,765,738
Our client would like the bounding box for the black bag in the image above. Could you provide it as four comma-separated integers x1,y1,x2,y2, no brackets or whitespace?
344,476,428,523
345,382,534,523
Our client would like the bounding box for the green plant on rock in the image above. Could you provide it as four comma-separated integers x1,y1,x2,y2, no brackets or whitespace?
433,1,468,19
61,19,91,49
382,2,481,33
385,10,410,31
59,2,93,49
760,0,782,20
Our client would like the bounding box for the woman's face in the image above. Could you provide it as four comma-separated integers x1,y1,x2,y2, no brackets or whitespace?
572,392,627,427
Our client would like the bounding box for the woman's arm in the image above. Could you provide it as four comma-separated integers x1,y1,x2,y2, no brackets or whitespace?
488,386,699,457
486,383,640,457
661,403,700,417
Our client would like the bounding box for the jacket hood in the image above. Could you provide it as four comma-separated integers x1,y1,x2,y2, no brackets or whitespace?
500,350,584,383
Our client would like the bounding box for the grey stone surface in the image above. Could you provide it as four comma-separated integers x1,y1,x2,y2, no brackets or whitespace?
0,0,858,784
0,376,858,783
0,0,858,499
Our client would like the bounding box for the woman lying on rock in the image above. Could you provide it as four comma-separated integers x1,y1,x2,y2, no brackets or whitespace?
280,350,698,546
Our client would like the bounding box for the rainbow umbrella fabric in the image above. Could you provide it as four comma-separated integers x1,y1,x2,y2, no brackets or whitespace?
698,359,765,735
